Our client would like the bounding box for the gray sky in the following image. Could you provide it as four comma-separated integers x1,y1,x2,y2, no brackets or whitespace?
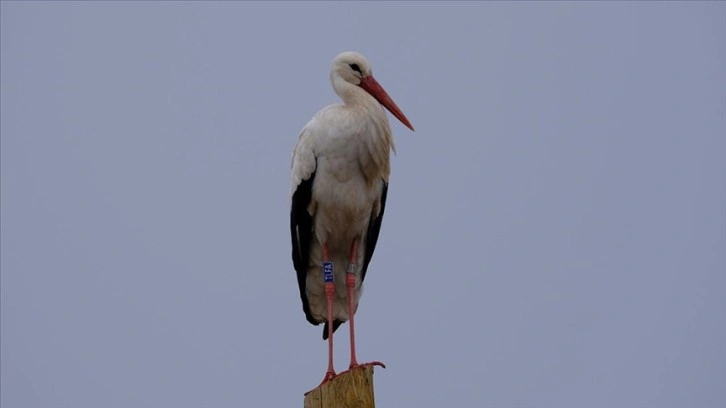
2,2,724,407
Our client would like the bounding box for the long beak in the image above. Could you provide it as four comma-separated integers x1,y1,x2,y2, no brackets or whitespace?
359,76,414,131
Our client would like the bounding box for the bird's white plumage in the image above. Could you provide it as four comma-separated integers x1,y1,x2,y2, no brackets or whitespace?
290,52,396,325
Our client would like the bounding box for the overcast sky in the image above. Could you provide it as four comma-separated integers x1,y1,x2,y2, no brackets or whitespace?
2,2,725,407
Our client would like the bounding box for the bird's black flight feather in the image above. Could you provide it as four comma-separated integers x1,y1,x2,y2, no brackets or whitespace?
291,168,317,327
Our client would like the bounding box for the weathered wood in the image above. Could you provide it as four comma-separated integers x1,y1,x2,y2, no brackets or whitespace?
303,365,377,408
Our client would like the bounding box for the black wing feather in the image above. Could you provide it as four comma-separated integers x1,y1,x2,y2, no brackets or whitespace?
361,180,388,283
290,169,318,327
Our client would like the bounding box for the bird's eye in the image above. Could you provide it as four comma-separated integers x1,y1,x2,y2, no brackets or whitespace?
349,63,362,74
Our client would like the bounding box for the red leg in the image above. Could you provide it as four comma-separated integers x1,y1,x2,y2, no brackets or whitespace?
322,242,336,383
345,239,385,372
304,243,338,396
346,239,359,368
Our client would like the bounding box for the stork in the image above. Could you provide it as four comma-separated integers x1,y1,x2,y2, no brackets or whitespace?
290,51,414,386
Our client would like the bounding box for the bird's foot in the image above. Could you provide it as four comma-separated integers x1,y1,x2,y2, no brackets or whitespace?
322,369,337,382
304,370,337,396
342,360,386,375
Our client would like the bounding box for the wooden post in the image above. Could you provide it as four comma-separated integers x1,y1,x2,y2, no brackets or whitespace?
303,365,378,408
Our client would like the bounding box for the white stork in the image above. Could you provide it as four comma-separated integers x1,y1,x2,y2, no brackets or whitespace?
290,51,414,386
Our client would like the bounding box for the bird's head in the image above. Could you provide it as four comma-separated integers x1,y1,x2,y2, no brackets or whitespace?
332,51,372,85
331,51,414,131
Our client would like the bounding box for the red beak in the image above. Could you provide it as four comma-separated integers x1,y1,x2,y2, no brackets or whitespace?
359,76,414,131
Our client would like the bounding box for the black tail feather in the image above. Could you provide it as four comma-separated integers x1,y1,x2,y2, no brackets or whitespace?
322,320,343,340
